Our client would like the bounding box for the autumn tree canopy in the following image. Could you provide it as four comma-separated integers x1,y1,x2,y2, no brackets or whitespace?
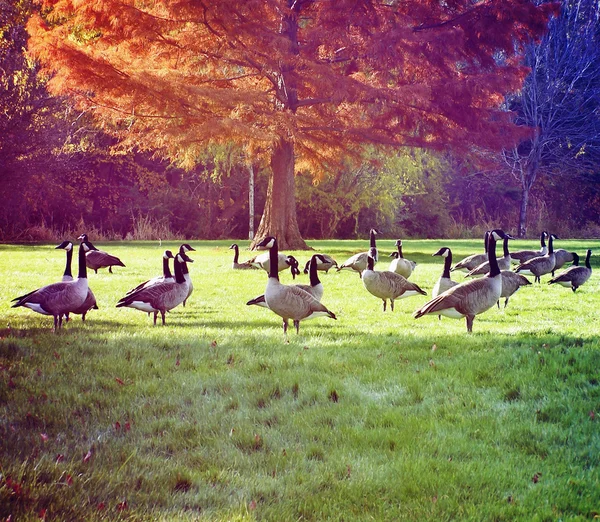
28,0,555,248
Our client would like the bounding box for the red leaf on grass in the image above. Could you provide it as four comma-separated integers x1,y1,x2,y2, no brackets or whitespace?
115,421,121,431
117,501,128,511
55,454,64,464
66,475,73,486
53,351,60,360
115,377,125,386
124,422,131,432
40,433,49,442
83,450,92,463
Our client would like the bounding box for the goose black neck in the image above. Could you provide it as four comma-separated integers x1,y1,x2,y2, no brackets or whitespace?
77,242,87,279
309,255,321,287
370,230,377,249
548,235,554,254
503,237,510,257
484,231,490,253
180,256,190,276
174,256,185,284
397,243,404,259
163,255,173,279
585,250,591,269
366,255,375,271
232,245,239,264
487,233,500,277
269,238,280,280
442,251,452,279
64,247,73,278
540,232,547,248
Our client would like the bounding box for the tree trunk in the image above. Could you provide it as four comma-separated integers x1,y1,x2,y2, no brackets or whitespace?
518,185,529,238
252,137,309,250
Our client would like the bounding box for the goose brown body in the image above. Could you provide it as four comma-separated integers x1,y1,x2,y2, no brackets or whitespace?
451,231,489,272
510,231,548,264
79,234,125,273
389,240,416,279
230,244,258,270
548,250,592,292
498,271,531,308
466,236,512,277
515,234,557,283
338,228,378,276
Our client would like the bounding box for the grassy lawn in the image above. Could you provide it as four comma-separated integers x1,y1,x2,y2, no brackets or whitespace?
1,238,599,521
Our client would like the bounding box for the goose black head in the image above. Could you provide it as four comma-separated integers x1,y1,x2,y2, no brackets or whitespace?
389,251,399,259
229,244,238,250
489,229,514,242
433,247,450,258
180,243,196,253
255,236,276,250
55,241,73,251
395,239,402,247
164,250,174,259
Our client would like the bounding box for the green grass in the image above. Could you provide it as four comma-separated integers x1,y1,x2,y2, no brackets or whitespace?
1,238,599,521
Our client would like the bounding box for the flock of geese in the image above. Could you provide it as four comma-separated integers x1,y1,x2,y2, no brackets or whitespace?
10,229,593,335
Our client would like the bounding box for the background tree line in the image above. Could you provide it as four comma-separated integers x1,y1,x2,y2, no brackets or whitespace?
1,0,599,242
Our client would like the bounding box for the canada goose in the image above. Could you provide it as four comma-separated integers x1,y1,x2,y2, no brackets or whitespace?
125,250,175,296
465,235,512,277
230,244,258,270
414,229,512,333
303,254,338,274
56,240,98,321
337,228,379,276
451,231,490,272
548,250,592,292
510,231,548,264
498,271,531,308
12,241,89,331
362,255,426,312
246,250,300,279
116,252,189,325
178,244,195,306
247,254,327,308
553,248,575,272
431,248,458,319
389,239,416,279
514,234,557,283
253,236,336,339
78,234,125,274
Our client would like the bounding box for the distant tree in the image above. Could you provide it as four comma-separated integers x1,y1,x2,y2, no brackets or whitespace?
28,0,554,248
502,0,600,237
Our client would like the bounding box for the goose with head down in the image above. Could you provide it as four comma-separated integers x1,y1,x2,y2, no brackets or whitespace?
414,229,513,332
514,234,557,283
465,235,512,277
548,250,592,292
337,228,379,277
451,231,490,272
79,234,125,274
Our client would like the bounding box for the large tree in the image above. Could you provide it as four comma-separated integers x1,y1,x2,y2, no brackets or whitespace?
28,0,554,248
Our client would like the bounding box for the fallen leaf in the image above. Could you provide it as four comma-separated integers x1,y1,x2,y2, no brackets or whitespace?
211,340,217,347
83,450,92,463
115,421,121,431
124,422,131,432
431,344,437,352
115,378,125,386
66,474,73,486
55,454,64,464
40,433,49,442
248,500,257,511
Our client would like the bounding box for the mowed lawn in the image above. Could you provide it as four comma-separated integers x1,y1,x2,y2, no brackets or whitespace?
1,238,599,521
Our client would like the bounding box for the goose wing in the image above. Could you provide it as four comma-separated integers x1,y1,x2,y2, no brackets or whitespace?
12,281,85,314
266,284,335,321
86,250,125,268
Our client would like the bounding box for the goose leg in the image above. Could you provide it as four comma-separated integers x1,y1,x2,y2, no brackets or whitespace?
504,298,509,308
496,300,500,309
153,311,158,325
282,319,289,342
466,316,474,333
160,311,166,325
390,299,395,312
294,320,300,334
53,315,59,332
382,300,386,312
109,267,113,274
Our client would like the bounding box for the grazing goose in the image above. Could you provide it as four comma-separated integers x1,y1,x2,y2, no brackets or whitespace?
79,234,125,273
247,254,326,308
465,235,512,277
303,254,338,274
431,247,458,319
552,248,575,272
56,240,98,321
514,234,557,283
230,243,258,270
337,228,379,277
548,250,592,292
414,229,512,333
510,231,548,264
451,231,490,272
125,250,175,296
253,236,336,339
389,239,416,279
498,271,531,308
116,252,189,325
178,244,195,306
246,250,300,279
362,255,426,312
12,241,89,331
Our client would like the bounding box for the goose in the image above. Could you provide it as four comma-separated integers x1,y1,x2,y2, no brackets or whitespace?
465,235,512,277
12,241,89,331
230,244,258,270
498,271,531,308
178,244,195,306
79,234,126,273
431,247,459,314
553,248,575,272
253,236,336,339
510,231,548,264
389,239,416,279
362,255,426,312
303,254,338,274
451,231,490,272
247,254,327,308
337,228,379,277
116,252,189,325
514,234,557,283
246,250,300,279
55,240,98,321
124,250,175,296
414,229,512,332
548,250,592,292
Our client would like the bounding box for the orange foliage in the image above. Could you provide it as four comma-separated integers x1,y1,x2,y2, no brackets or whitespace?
28,0,556,173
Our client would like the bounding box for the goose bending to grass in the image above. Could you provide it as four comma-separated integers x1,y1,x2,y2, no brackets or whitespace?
451,231,490,272
79,234,125,274
303,254,338,274
510,231,548,264
548,250,592,292
465,235,512,277
116,252,189,325
252,236,336,339
230,243,258,270
246,250,300,279
414,229,512,333
337,228,379,277
498,271,531,308
515,234,557,283
389,239,416,279
56,240,98,321
362,255,426,312
178,244,195,306
553,248,575,272
125,250,175,296
247,254,327,308
12,241,89,331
